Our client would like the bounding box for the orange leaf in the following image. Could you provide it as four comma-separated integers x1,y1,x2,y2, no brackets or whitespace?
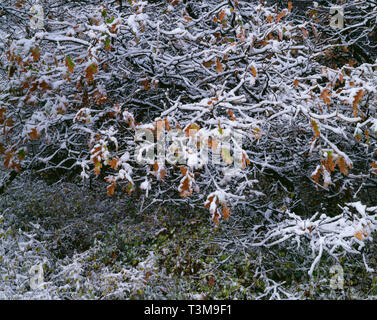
241,152,250,169
4,150,14,169
354,231,364,241
179,166,188,176
219,10,226,21
227,109,236,121
94,162,102,176
108,158,119,170
287,1,292,12
371,162,377,175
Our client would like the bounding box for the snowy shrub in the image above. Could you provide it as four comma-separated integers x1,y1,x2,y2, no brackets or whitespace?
0,0,377,299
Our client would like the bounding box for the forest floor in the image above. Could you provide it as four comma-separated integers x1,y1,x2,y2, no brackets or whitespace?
0,173,377,299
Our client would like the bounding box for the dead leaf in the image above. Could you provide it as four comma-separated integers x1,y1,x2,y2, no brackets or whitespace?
215,58,223,72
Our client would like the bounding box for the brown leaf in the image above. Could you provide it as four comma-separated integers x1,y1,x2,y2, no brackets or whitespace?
29,127,41,140
323,154,336,172
219,10,226,21
203,59,215,68
336,156,349,176
251,66,257,77
352,89,364,117
179,176,192,198
311,23,318,39
208,276,215,287
212,210,220,225
287,1,292,12
311,166,321,184
107,182,116,196
371,162,377,175
204,195,215,209
222,204,230,220
85,63,98,83
108,158,119,170
30,46,40,62
276,10,287,23
320,88,332,105
311,120,320,138
159,168,166,180
179,166,188,176
301,27,309,38
227,109,236,121
215,58,223,72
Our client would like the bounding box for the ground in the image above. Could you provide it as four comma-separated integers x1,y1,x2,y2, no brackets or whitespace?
1,172,377,299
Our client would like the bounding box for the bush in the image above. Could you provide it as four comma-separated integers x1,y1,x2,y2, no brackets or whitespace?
0,0,377,297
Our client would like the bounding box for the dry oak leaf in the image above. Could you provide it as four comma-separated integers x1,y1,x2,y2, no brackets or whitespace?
85,63,98,83
301,27,309,38
336,156,349,176
371,162,377,175
215,58,223,72
287,1,292,12
107,182,116,196
323,154,336,172
227,109,236,121
108,158,119,170
352,89,364,116
203,59,215,68
29,127,41,140
320,88,332,105
30,46,40,62
179,176,192,198
219,10,226,21
251,66,257,77
276,10,287,23
222,204,230,220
